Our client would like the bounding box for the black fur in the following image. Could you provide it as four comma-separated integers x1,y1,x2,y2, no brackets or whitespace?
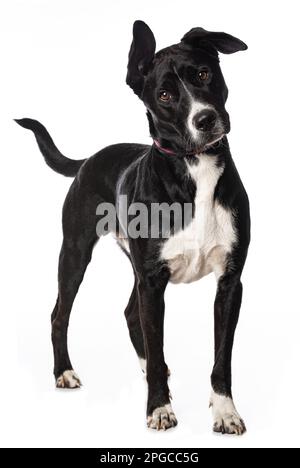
16,20,250,434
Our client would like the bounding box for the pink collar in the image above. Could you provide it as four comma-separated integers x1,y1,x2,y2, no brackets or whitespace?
153,139,177,155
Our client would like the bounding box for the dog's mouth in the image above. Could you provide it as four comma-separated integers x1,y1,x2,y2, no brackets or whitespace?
194,133,225,154
204,133,225,149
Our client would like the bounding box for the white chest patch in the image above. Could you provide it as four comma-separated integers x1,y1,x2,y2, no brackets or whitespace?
161,155,236,284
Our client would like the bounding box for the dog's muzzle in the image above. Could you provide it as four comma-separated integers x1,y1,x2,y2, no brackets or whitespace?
193,110,217,132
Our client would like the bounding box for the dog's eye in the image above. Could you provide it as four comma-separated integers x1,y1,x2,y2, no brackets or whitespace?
159,91,172,102
199,70,209,81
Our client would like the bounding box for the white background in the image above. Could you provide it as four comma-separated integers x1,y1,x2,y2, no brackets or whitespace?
1,0,300,449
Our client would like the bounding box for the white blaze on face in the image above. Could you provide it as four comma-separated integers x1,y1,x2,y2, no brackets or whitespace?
175,72,212,141
187,100,213,141
171,67,222,144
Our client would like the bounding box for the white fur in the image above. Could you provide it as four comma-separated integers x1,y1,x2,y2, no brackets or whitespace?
147,403,177,430
161,155,236,284
174,70,212,141
187,100,212,141
56,370,82,389
210,390,246,435
139,358,147,374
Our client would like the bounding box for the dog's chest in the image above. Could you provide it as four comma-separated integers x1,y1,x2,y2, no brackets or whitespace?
161,155,236,284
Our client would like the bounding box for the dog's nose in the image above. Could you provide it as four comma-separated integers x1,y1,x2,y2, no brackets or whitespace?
193,110,217,132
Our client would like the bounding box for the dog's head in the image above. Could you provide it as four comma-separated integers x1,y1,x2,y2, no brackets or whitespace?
126,21,247,155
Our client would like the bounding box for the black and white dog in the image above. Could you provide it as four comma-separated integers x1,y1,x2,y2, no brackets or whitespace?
16,21,250,435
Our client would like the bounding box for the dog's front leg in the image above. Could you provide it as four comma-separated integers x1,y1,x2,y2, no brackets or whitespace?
210,271,246,435
137,268,177,431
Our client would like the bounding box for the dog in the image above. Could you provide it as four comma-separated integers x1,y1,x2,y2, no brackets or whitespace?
16,20,250,435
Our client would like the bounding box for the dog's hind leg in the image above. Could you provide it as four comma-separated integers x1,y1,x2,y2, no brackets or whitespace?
51,186,99,388
52,233,98,388
124,278,147,373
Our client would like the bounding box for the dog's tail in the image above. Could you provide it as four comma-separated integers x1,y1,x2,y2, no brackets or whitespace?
15,118,86,177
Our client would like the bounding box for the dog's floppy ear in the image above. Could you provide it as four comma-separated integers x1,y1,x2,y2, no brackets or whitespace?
181,27,247,54
126,20,156,96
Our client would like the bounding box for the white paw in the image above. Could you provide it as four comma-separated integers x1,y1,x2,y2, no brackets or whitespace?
147,404,178,431
56,370,82,389
210,391,246,436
